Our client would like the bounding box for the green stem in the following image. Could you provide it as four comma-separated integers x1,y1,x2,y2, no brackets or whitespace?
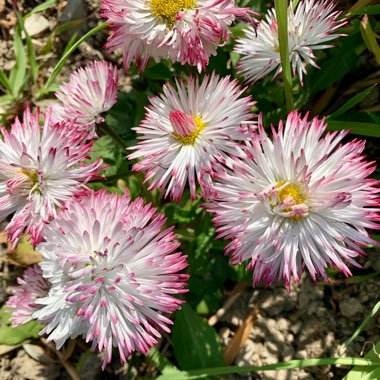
97,122,127,150
44,22,109,91
157,358,380,379
274,0,294,112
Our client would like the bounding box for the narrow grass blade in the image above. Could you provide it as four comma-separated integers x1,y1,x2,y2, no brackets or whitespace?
25,0,58,18
9,25,27,98
156,358,380,380
344,300,380,347
328,85,377,120
326,120,380,138
44,22,108,90
0,69,12,95
16,13,39,83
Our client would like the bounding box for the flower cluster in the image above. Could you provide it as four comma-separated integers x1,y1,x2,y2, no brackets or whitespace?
235,0,346,84
101,0,257,71
4,0,379,372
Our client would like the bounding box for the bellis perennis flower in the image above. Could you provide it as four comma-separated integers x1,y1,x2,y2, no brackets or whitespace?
33,190,188,369
235,0,346,84
128,73,255,201
206,112,379,289
51,61,119,137
6,265,49,327
101,0,257,72
0,108,103,247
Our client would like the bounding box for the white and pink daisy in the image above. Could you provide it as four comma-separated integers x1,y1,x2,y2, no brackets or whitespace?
51,61,120,137
0,108,103,247
101,0,257,72
33,190,188,369
6,265,50,327
235,0,347,84
206,112,380,289
128,73,255,201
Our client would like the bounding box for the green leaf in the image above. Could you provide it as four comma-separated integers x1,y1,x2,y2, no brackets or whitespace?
0,69,12,95
0,94,12,106
309,29,364,94
44,22,108,90
367,112,380,124
9,25,27,98
105,92,139,143
62,33,78,56
25,0,58,18
326,120,380,138
88,135,128,178
156,358,380,380
328,85,377,120
360,15,380,65
144,62,173,81
16,13,39,83
54,18,86,35
172,304,224,370
344,342,380,380
347,5,380,15
147,348,181,375
0,306,42,345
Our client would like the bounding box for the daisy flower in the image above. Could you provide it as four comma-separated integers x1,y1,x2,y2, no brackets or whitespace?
206,111,379,289
128,73,255,201
33,190,188,369
51,61,120,137
0,108,103,247
101,0,257,72
6,265,50,327
235,0,347,84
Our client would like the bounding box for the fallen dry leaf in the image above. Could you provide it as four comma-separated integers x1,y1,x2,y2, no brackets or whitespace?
223,307,259,366
0,232,42,267
0,343,22,356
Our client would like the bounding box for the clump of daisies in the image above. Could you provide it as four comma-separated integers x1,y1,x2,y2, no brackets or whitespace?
206,111,379,289
235,0,347,84
128,73,255,201
101,0,257,72
14,190,188,368
51,61,120,137
0,108,103,247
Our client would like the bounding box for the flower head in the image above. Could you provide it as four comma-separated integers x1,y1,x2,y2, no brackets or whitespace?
128,73,255,201
0,108,103,246
206,112,379,289
6,265,49,327
235,0,346,84
33,190,188,369
51,61,120,137
101,0,257,72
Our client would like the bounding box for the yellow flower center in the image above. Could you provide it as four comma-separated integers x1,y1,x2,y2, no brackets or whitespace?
7,168,40,197
173,115,206,145
276,182,305,205
18,168,38,184
150,0,195,28
272,181,307,220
